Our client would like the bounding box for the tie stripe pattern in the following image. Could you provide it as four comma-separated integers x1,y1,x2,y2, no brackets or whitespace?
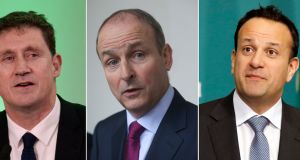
248,116,270,160
21,132,37,160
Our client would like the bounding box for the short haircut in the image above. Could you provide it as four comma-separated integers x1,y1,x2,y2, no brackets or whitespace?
96,9,165,54
234,5,299,57
0,11,56,56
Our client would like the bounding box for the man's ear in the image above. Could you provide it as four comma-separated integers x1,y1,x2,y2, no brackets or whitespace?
286,57,299,82
52,54,62,78
162,44,173,71
231,49,237,75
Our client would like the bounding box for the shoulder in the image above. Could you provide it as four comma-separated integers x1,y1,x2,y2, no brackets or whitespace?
94,110,126,133
58,95,86,129
199,92,234,115
58,95,85,117
0,110,5,118
282,101,300,119
172,88,197,113
199,96,227,114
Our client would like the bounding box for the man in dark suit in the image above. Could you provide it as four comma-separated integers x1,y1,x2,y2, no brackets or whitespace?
199,5,300,160
0,11,85,160
91,9,197,160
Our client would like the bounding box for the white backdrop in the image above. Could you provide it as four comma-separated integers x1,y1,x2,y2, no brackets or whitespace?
87,0,198,133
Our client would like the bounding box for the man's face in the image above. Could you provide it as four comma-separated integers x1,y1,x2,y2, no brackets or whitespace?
0,27,61,110
232,18,299,105
97,16,172,118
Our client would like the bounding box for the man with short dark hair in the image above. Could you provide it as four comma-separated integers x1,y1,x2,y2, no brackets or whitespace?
91,9,197,160
199,5,300,160
0,11,85,160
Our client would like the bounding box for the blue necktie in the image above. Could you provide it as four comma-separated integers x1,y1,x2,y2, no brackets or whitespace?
248,116,270,160
21,132,37,160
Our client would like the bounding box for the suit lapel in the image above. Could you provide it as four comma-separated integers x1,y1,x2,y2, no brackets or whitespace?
55,96,85,160
145,89,186,160
111,113,127,160
0,111,11,160
278,102,300,160
208,93,240,160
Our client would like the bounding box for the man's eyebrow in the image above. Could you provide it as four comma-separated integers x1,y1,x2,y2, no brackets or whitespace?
101,41,144,57
127,41,143,51
0,46,41,56
23,46,40,53
266,42,279,47
240,38,280,47
101,50,114,57
240,38,254,43
0,49,14,56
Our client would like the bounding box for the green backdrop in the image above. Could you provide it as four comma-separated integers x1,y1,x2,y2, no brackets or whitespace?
0,0,86,111
200,0,300,108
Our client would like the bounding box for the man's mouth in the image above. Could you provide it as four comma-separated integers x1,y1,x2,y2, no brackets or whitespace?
122,88,142,97
245,74,266,80
15,82,34,87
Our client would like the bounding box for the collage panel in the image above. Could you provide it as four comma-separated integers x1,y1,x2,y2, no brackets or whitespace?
0,0,86,160
87,0,198,159
2,0,300,159
199,1,300,160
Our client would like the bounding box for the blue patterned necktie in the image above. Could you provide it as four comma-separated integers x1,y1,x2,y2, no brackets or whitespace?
248,116,270,160
21,132,37,160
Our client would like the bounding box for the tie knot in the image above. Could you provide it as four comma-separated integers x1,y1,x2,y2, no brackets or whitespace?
247,116,269,132
128,121,145,139
22,132,37,148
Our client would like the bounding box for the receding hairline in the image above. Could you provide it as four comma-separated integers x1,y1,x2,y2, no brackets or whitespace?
96,11,163,56
98,12,155,43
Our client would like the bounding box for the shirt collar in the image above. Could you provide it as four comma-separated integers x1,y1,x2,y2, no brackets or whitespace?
7,96,61,147
233,90,282,129
127,85,174,133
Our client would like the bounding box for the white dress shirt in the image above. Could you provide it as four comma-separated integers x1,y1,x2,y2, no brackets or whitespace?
233,90,282,160
126,85,174,160
7,96,61,160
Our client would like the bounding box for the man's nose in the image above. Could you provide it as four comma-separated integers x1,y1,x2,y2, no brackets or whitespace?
120,60,135,81
249,51,264,69
15,58,31,76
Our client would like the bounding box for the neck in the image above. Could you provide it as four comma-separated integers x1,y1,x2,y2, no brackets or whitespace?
5,95,56,130
237,92,281,114
129,84,170,119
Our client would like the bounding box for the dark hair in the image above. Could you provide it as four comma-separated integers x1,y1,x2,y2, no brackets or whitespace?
96,9,165,54
234,5,299,57
0,11,56,56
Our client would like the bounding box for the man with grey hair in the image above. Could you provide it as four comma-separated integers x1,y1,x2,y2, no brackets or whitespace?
91,9,197,160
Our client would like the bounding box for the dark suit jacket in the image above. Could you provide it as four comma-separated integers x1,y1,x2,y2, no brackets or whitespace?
199,92,300,160
91,88,197,160
0,95,86,160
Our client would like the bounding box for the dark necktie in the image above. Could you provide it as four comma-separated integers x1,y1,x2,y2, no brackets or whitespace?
248,116,270,160
124,121,145,160
21,132,37,160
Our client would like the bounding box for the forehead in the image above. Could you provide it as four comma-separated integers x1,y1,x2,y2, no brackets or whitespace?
97,15,155,52
238,18,292,46
0,26,44,42
0,27,48,52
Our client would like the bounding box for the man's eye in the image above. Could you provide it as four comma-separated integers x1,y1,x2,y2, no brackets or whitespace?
266,49,278,58
107,59,119,66
28,53,39,59
30,53,38,57
132,51,145,61
242,47,254,55
2,56,14,62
